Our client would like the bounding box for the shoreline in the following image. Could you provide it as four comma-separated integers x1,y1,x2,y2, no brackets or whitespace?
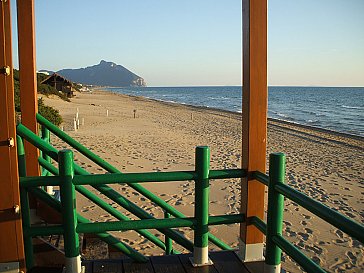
41,90,364,272
102,88,364,141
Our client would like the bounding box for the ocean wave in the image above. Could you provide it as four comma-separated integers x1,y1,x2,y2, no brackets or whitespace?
277,113,289,118
207,96,231,100
341,105,363,110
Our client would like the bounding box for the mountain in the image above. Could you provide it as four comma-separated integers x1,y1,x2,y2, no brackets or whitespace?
57,60,146,87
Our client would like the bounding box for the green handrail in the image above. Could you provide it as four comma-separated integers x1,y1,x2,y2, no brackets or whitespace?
71,169,245,185
37,156,172,252
18,122,247,266
20,176,61,187
17,123,195,252
253,153,364,273
73,167,195,252
24,225,64,237
36,113,236,250
252,171,269,186
28,187,148,263
18,115,363,272
75,215,244,234
272,235,325,273
247,216,266,235
71,169,244,185
17,123,240,251
275,183,364,244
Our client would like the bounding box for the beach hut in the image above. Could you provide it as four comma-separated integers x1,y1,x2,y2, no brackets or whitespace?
1,1,362,273
40,73,75,98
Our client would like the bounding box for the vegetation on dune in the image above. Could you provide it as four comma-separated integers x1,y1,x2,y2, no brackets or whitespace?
13,69,65,126
37,97,63,126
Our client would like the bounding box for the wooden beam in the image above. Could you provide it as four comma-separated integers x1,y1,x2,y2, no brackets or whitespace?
17,0,40,177
239,0,267,261
0,0,25,270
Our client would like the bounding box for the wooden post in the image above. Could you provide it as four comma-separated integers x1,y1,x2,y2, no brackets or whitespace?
239,0,267,262
17,0,40,179
0,1,25,271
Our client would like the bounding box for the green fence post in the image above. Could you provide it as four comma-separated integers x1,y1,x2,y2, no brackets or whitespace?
17,136,34,270
59,149,83,273
265,153,286,273
164,211,173,255
192,146,212,266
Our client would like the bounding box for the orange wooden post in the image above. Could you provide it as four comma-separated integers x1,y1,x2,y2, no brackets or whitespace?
239,0,267,262
17,0,40,178
0,0,26,271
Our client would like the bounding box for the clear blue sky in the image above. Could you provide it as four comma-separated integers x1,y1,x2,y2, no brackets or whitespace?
11,0,364,87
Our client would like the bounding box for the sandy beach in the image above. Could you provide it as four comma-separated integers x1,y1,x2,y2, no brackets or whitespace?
40,90,363,273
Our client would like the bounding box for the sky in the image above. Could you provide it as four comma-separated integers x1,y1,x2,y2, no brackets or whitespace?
11,0,364,87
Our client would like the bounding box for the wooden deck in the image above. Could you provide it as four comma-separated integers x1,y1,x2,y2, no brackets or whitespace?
29,251,263,273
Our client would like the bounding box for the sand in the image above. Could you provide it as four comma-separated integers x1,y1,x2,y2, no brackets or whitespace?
40,90,363,273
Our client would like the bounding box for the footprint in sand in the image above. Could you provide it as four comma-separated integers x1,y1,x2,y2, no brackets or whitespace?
311,256,322,266
298,231,310,241
304,228,313,234
334,229,344,239
302,214,311,220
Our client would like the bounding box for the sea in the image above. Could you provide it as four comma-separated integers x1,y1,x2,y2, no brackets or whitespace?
105,86,364,137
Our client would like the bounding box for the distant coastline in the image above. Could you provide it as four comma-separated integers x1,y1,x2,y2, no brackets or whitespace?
103,86,364,138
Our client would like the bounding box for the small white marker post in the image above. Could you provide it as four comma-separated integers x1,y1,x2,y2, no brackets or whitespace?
73,118,77,131
106,109,109,117
46,186,54,195
77,118,80,129
63,257,84,273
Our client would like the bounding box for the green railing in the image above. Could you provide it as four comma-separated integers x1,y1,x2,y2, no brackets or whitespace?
16,114,364,273
35,113,243,250
252,153,364,273
17,116,247,271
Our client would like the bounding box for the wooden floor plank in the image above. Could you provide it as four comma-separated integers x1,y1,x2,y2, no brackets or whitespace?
64,251,262,273
28,267,63,273
179,254,218,273
151,255,186,273
123,258,154,273
82,260,94,273
93,260,123,273
209,251,249,273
